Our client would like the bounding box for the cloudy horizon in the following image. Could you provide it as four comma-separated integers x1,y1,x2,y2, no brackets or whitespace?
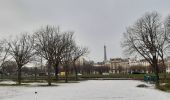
0,0,170,62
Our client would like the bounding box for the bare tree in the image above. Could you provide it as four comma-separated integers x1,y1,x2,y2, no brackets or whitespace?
165,15,170,38
8,33,35,85
61,33,75,83
34,25,61,85
157,36,168,80
0,40,10,79
160,15,170,80
122,12,166,87
34,25,79,84
71,46,88,81
52,32,74,81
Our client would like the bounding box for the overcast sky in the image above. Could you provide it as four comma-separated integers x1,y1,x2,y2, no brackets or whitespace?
0,0,170,62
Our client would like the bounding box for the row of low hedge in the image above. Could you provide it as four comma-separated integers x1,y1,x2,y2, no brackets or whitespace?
1,73,170,81
80,74,145,79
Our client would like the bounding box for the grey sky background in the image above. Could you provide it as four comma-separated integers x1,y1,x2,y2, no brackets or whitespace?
0,0,170,62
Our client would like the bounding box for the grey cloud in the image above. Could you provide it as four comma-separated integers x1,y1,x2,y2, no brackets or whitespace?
0,0,170,62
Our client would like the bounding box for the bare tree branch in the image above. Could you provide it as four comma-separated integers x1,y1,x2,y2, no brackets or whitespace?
8,33,35,84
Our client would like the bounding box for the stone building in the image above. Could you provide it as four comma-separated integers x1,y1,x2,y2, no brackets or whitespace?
110,58,129,73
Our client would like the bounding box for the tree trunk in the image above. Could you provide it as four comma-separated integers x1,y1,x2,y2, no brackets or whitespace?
73,62,78,81
153,56,159,87
18,67,22,85
54,63,59,81
155,65,160,87
34,67,37,81
47,62,52,86
160,54,166,81
162,60,166,80
65,65,68,83
1,67,4,80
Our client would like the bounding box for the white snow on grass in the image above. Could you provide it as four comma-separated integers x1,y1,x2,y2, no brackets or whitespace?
0,80,170,100
0,80,16,84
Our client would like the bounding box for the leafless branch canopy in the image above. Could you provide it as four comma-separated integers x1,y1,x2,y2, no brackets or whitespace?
71,46,89,62
8,33,35,67
122,12,168,65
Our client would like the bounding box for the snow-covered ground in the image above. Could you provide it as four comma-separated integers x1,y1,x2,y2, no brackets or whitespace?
0,80,170,100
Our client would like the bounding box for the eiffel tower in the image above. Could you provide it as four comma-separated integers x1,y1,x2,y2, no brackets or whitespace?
104,45,107,63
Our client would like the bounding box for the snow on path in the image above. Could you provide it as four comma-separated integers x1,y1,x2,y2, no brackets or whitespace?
0,80,170,100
